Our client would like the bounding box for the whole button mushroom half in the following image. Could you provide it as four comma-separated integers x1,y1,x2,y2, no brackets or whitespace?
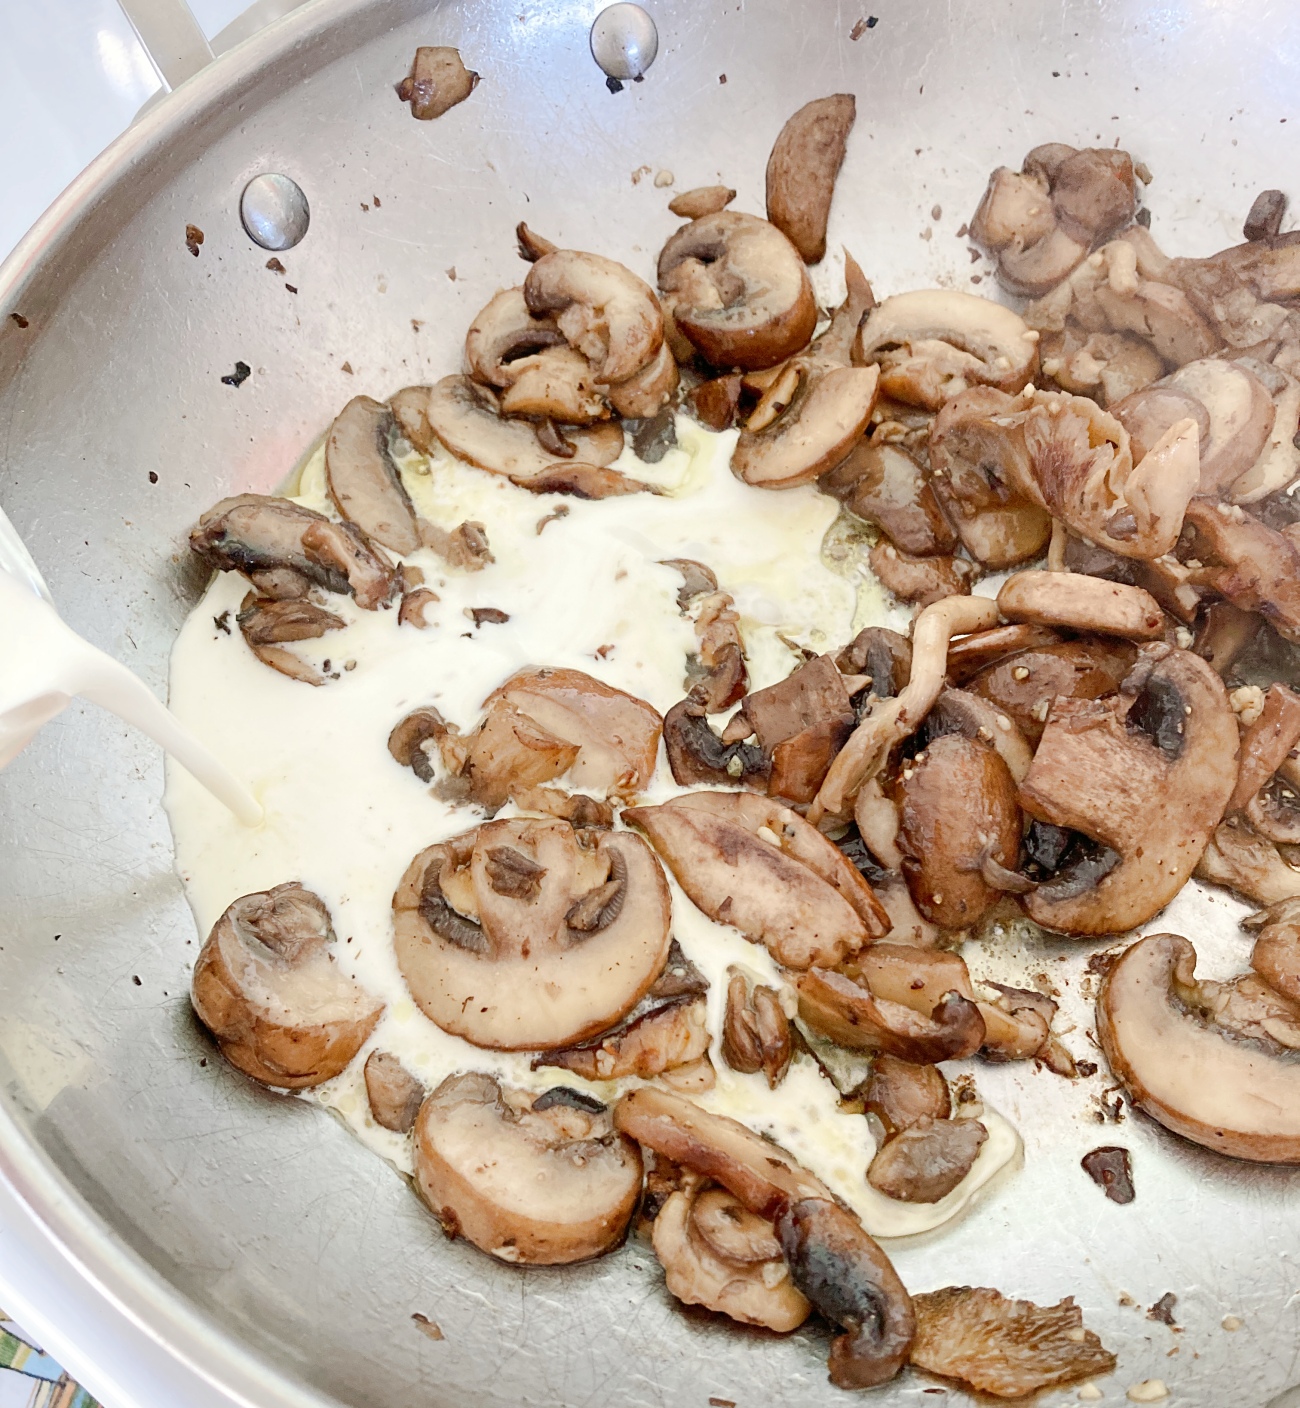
413,1075,642,1263
1098,933,1300,1162
392,817,671,1050
191,883,383,1089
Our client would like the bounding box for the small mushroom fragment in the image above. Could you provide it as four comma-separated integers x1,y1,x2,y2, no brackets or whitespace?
1038,327,1163,407
869,543,974,608
1080,1145,1135,1204
653,1184,810,1330
1245,189,1288,243
325,395,421,554
536,989,710,1082
1196,817,1300,906
1227,358,1300,503
1181,499,1300,645
909,1286,1117,1398
190,494,396,609
866,1116,988,1203
764,94,856,264
485,666,663,799
864,1054,951,1135
1019,646,1238,934
393,819,671,1049
191,883,383,1089
777,1197,916,1389
923,688,1034,785
516,221,557,262
837,626,912,697
1227,682,1300,813
721,969,792,1087
457,699,579,811
658,211,817,371
413,1073,641,1263
895,733,1022,929
669,185,736,219
1246,898,1300,1005
235,593,344,686
624,791,889,969
397,46,478,119
364,1051,425,1133
387,706,453,784
689,373,744,430
1097,933,1300,1162
997,570,1165,641
823,440,957,557
853,291,1038,410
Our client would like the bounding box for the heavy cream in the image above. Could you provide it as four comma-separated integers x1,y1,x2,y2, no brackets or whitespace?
163,415,1019,1241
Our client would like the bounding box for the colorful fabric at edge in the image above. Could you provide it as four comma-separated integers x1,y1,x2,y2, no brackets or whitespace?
0,1315,99,1408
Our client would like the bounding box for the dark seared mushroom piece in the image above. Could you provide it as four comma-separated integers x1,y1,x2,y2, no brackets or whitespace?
236,594,344,686
662,698,771,789
864,1055,951,1136
364,1051,425,1133
866,1117,988,1203
764,94,856,264
836,627,912,700
325,395,421,555
1182,499,1300,645
821,440,957,558
721,970,792,1087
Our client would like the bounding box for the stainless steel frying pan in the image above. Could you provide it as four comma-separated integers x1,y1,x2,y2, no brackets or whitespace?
2,2,1299,1404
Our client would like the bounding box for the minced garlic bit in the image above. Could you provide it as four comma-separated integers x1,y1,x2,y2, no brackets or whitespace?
1175,627,1193,649
1126,1380,1169,1403
1230,685,1266,726
1012,665,1031,681
1221,1313,1243,1331
654,169,674,187
1078,1386,1103,1403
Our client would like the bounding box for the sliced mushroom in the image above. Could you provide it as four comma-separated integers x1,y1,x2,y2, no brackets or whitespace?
235,593,344,686
1039,327,1163,407
736,653,856,804
923,688,1034,785
866,1117,988,1203
605,339,679,418
1019,645,1238,934
387,706,452,784
853,291,1038,410
689,373,744,430
485,667,662,799
721,969,792,1087
392,820,671,1049
191,883,383,1089
653,1185,810,1331
325,395,421,554
364,1051,425,1133
536,993,710,1081
1227,682,1300,812
1196,816,1300,905
910,1286,1117,1398
658,211,817,371
810,594,1001,824
669,185,737,219
869,543,974,608
624,791,889,969
190,494,395,609
1098,933,1300,1162
1165,358,1275,494
895,733,1022,929
864,1054,951,1136
1229,358,1300,502
1111,385,1211,463
1246,898,1300,1006
997,570,1165,640
1193,600,1262,677
836,625,912,697
396,46,478,120
944,622,1062,685
412,1073,641,1262
776,1197,916,1389
764,93,856,264
458,699,579,811
822,440,957,557
679,584,749,713
464,287,566,390
1181,499,1300,645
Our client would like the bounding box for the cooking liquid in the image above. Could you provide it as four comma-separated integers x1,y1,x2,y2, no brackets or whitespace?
163,417,1020,1241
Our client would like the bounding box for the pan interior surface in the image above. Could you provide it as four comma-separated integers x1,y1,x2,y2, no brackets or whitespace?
1,1,1299,1404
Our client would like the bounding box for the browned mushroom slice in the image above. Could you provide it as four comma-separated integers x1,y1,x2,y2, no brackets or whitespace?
910,1286,1117,1398
1098,933,1300,1162
689,373,744,430
1228,683,1300,812
721,970,792,1087
464,286,566,390
1181,499,1300,645
658,211,817,371
764,94,856,264
1111,385,1211,464
459,699,579,811
485,666,662,799
836,626,912,696
235,594,344,687
869,542,974,608
496,346,611,425
1165,358,1276,494
944,623,1061,684
681,586,748,713
1246,898,1300,1005
924,688,1033,785
413,1073,641,1263
512,786,614,829
997,570,1165,641
190,494,396,609
387,706,454,784
624,791,888,969
523,462,656,499
867,1117,988,1203
777,1197,916,1389
191,883,383,1089
669,185,737,219
1196,816,1300,906
896,733,1022,929
736,654,856,804
662,699,770,790
536,993,710,1081
324,395,421,555
822,441,957,557
396,46,479,119
732,364,880,489
393,819,671,1049
364,1051,425,1133
965,638,1137,745
854,292,1038,410
864,1055,951,1136
652,1184,810,1331
977,984,1056,1062
1019,645,1238,934
516,221,558,262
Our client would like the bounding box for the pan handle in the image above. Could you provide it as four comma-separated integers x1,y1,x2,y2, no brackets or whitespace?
117,0,309,91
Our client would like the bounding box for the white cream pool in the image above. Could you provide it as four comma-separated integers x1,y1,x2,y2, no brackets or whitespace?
163,414,1019,1241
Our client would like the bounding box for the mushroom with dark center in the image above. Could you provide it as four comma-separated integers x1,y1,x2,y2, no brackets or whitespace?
191,883,383,1089
235,593,344,686
658,211,817,371
866,1116,988,1203
1097,933,1300,1162
836,626,912,698
363,1051,425,1133
764,94,856,264
653,1183,811,1331
387,706,452,784
325,395,421,554
1018,645,1238,934
393,818,671,1049
625,791,889,969
413,1073,642,1263
662,699,771,789
721,969,792,1087
190,494,396,609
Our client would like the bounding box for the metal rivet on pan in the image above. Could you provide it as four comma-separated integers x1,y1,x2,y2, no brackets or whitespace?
590,3,659,82
240,174,310,251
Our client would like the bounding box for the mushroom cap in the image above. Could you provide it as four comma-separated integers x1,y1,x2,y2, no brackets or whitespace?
853,290,1038,409
1097,933,1300,1162
1020,645,1239,934
764,93,856,264
191,883,383,1089
324,395,420,555
1166,358,1276,494
624,791,888,969
996,570,1166,641
393,819,671,1050
658,211,817,371
413,1073,642,1263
